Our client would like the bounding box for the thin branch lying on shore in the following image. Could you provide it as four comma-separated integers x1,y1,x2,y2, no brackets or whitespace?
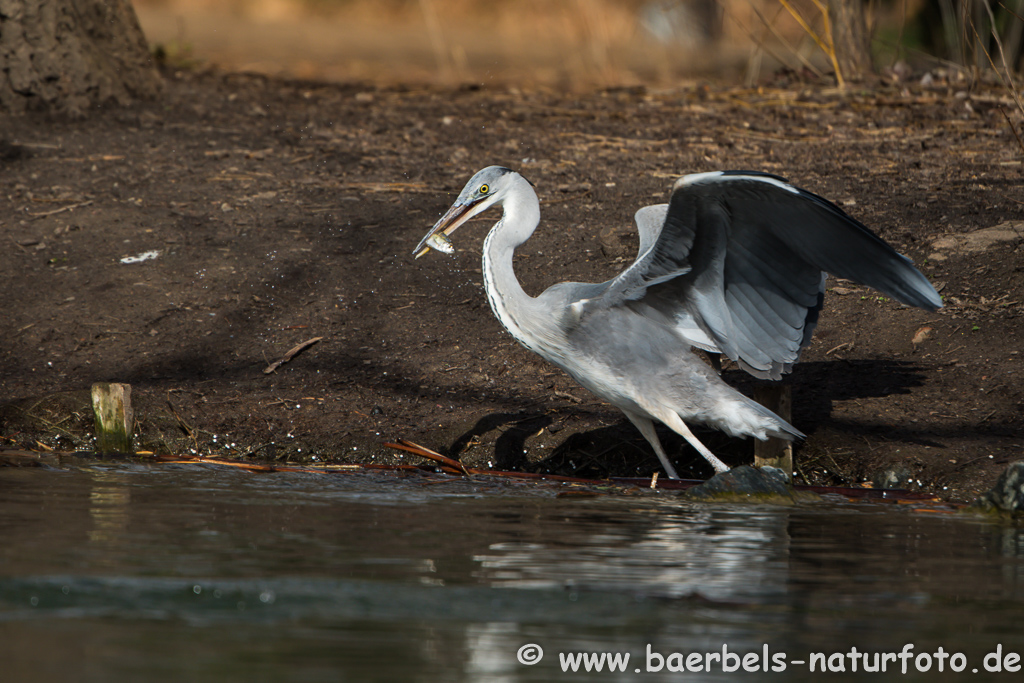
263,336,323,374
29,200,94,220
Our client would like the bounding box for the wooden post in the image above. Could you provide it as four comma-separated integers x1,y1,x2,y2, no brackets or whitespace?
753,384,792,478
91,383,134,454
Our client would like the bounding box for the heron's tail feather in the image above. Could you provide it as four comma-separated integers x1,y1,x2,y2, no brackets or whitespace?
707,391,804,442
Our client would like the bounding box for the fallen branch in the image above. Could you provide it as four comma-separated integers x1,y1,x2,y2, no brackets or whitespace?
264,336,323,374
165,396,198,452
826,341,854,356
29,200,94,220
385,439,471,476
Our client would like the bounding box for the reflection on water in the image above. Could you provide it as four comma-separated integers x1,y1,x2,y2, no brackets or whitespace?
474,510,789,600
88,472,132,548
1,464,1023,681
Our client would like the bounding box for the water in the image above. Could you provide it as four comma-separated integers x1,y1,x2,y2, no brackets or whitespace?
1,463,1023,682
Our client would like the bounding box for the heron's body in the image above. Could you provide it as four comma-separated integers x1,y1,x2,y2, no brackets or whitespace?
414,167,941,478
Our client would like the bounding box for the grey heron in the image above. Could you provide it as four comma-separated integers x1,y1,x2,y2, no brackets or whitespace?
413,166,942,478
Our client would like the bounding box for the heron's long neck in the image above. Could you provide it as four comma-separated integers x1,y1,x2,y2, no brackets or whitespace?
481,182,552,353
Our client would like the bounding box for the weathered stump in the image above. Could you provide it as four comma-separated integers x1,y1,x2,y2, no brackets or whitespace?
826,0,873,83
91,382,134,454
0,0,161,115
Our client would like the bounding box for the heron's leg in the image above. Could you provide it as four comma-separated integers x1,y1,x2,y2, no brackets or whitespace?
622,411,681,479
659,411,730,474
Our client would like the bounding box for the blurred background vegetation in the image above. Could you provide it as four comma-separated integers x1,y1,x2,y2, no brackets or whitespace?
137,0,1024,87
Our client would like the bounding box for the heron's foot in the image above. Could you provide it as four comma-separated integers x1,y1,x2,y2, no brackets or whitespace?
704,452,731,474
711,462,730,474
659,459,681,480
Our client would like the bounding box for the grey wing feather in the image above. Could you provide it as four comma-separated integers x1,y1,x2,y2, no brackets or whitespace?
633,204,668,257
579,204,692,306
711,174,942,311
576,171,942,380
632,203,718,352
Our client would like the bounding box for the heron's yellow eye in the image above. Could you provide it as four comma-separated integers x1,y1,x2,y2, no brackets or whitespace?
479,184,489,195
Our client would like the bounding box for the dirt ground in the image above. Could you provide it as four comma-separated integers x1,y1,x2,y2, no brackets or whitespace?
1,66,1022,502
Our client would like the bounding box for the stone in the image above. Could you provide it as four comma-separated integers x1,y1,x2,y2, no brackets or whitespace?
684,465,819,503
873,465,913,490
971,462,1024,513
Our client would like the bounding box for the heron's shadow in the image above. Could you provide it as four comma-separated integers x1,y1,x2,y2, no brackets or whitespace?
760,358,931,425
448,411,553,472
446,358,940,479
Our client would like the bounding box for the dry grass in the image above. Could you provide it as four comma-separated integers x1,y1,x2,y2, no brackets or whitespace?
136,0,1024,98
135,0,832,87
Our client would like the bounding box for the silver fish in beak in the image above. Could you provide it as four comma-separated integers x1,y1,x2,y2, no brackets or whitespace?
413,169,509,258
413,200,473,259
423,231,453,255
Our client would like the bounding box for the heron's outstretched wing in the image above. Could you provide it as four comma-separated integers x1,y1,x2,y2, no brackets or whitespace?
581,171,942,379
632,204,668,257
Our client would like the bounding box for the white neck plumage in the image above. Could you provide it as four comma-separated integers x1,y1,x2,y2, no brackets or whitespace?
480,176,549,354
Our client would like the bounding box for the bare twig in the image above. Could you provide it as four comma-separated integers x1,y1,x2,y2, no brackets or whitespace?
263,337,323,374
1000,107,1024,157
962,2,1024,157
808,0,842,84
385,439,470,476
165,397,197,445
29,200,93,220
777,0,844,86
735,0,825,78
9,404,81,443
418,0,454,82
826,341,854,356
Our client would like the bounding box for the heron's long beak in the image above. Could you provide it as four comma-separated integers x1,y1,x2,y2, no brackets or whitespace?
413,199,479,259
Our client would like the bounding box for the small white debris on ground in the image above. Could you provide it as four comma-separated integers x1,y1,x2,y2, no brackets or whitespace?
120,250,162,264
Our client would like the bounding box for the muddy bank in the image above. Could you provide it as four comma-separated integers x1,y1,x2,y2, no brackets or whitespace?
1,68,1021,501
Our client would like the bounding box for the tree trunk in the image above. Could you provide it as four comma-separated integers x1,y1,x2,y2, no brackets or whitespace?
827,0,873,81
0,0,160,116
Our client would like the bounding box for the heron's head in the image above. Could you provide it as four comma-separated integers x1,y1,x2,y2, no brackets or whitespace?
413,166,517,258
